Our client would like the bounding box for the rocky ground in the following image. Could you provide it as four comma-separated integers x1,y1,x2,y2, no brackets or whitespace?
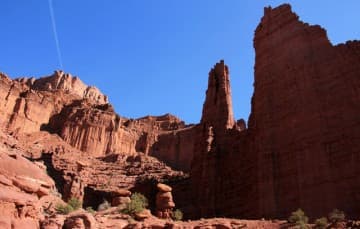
0,127,285,228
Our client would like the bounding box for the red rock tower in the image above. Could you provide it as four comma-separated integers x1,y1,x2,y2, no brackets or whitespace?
201,60,235,131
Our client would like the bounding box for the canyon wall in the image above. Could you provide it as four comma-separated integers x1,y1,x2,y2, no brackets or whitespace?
189,4,360,219
249,4,360,218
0,71,106,134
0,71,194,170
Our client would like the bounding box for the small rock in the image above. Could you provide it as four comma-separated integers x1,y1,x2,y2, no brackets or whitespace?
156,183,172,192
134,209,152,221
112,189,131,197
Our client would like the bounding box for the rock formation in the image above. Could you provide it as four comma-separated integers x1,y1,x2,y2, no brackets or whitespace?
0,71,194,171
1,3,360,227
155,183,175,219
249,4,360,218
0,130,61,228
201,60,235,131
0,71,106,134
188,3,360,220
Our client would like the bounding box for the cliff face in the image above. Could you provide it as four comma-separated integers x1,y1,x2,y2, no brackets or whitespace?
189,4,360,219
0,71,194,170
0,71,107,134
47,100,189,159
249,4,360,218
201,60,235,131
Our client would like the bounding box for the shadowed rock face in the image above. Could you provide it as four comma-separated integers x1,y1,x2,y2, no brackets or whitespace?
249,4,360,218
189,4,360,219
201,60,235,131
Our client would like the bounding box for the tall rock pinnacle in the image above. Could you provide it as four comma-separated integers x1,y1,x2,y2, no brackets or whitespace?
200,60,235,131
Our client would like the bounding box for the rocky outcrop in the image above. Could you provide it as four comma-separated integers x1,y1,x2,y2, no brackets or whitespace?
148,125,197,171
189,3,360,220
47,100,190,159
249,4,360,218
187,60,248,219
1,71,194,170
16,70,108,104
0,130,61,229
201,60,235,131
155,183,175,219
0,71,107,134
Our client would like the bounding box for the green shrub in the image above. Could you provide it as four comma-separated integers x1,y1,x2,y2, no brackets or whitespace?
328,209,345,223
296,221,309,229
172,209,183,221
55,203,74,214
288,208,309,228
314,217,328,229
97,200,111,211
68,197,82,210
121,193,148,215
86,206,96,214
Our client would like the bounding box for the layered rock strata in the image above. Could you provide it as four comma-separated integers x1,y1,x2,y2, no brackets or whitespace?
189,4,360,220
155,183,175,219
0,71,194,171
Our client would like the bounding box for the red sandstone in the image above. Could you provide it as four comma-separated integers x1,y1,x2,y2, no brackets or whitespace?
0,3,359,229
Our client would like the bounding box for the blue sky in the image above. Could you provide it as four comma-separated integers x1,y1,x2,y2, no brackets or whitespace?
1,1,359,124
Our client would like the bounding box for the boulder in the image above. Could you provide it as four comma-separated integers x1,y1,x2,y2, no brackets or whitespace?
156,183,172,192
134,209,152,221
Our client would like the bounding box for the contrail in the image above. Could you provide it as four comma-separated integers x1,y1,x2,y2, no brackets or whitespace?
48,0,63,69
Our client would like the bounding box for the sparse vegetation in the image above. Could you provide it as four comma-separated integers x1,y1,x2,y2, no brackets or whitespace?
328,208,345,223
97,200,111,211
314,217,328,229
86,206,96,214
121,193,148,215
68,197,82,210
288,208,309,229
172,209,183,221
55,197,82,214
55,203,74,214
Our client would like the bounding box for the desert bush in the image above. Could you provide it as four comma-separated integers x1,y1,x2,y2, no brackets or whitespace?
97,200,111,211
86,206,96,214
328,209,345,223
121,192,148,215
55,203,74,214
68,197,82,210
314,217,328,229
288,208,309,228
172,209,183,221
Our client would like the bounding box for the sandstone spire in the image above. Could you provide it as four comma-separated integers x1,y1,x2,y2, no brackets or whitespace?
200,60,235,130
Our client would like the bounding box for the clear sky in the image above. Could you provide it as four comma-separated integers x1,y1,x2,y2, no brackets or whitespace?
1,1,359,124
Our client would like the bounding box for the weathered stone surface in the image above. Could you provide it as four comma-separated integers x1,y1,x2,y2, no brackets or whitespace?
201,60,235,131
0,132,62,229
155,184,175,219
18,70,108,104
156,183,172,192
63,212,97,229
0,70,107,135
0,71,194,171
134,209,152,221
189,3,360,220
248,4,360,218
111,196,130,207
